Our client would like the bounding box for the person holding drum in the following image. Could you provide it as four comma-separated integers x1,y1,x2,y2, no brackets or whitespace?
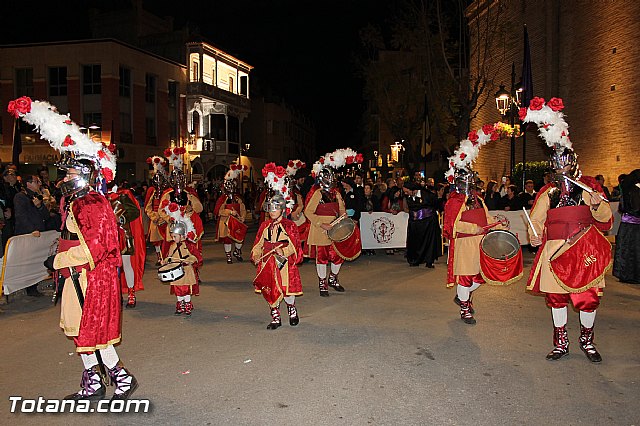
522,97,613,363
214,166,248,264
304,167,348,296
144,155,170,266
251,193,303,329
161,215,200,316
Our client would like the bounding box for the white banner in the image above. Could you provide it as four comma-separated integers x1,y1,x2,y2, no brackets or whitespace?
359,212,409,249
487,210,530,245
1,230,60,295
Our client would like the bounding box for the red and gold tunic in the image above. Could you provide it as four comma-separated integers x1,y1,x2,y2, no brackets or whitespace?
251,218,303,307
304,186,345,248
527,178,612,294
144,187,166,244
214,194,247,242
443,192,495,287
54,192,122,353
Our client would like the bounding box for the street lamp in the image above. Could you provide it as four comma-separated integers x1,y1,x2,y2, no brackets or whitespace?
390,140,405,177
494,62,522,176
80,123,101,142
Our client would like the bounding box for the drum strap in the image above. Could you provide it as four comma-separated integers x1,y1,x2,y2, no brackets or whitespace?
169,243,189,260
266,224,288,243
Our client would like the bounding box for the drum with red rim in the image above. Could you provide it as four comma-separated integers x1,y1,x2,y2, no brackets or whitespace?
479,230,523,285
227,215,248,243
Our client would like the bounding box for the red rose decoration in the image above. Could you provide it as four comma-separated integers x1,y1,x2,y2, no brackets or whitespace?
179,205,186,213
64,118,72,125
62,135,75,147
518,107,528,121
468,130,479,142
346,156,354,164
547,97,564,112
273,177,278,183
262,169,268,178
281,186,287,192
288,161,294,167
7,96,32,118
319,157,325,164
146,157,153,164
275,166,286,177
102,168,114,183
460,153,467,160
168,202,179,212
230,164,237,171
447,175,454,183
529,97,545,111
329,156,334,162
355,154,364,163
107,143,117,154
98,150,107,159
163,148,172,157
297,161,304,168
161,199,170,208
449,161,454,167
482,124,494,135
490,131,500,141
154,157,161,164
187,231,196,241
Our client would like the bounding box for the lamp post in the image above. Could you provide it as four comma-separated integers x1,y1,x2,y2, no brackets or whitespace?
390,140,405,178
494,63,522,178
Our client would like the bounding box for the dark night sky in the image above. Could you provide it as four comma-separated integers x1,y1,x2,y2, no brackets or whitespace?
1,0,397,153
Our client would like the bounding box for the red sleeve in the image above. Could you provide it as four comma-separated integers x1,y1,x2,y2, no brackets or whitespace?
214,196,226,217
443,193,464,240
144,187,155,208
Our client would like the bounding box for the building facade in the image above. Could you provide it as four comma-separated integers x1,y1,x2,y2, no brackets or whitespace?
0,39,186,182
468,0,640,188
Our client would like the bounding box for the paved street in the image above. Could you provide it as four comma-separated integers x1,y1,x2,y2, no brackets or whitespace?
1,226,639,426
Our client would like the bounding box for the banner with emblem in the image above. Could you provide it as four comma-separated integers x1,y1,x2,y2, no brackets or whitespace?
359,212,409,249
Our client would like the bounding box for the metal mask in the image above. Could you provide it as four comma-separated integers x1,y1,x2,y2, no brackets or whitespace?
169,220,187,237
550,147,581,182
56,155,96,200
170,169,186,194
317,168,335,191
266,193,287,213
223,178,237,194
454,169,477,195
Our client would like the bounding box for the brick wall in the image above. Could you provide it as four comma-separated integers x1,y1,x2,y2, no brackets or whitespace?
470,0,639,189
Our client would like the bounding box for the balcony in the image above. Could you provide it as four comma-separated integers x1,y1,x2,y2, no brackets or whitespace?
187,82,250,111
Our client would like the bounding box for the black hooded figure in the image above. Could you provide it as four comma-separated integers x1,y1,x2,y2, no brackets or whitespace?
403,181,442,268
613,168,640,284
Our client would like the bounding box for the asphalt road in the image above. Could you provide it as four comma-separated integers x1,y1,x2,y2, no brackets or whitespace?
1,227,639,426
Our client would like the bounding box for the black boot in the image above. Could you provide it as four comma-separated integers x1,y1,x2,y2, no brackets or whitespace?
108,362,139,401
233,248,243,262
267,306,282,330
579,325,602,363
319,278,329,297
459,300,476,325
64,365,106,401
453,295,475,314
328,273,345,292
226,252,233,264
287,303,299,326
546,326,569,360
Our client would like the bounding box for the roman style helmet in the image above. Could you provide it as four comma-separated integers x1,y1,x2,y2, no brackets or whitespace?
8,96,117,201
262,162,295,214
311,148,363,191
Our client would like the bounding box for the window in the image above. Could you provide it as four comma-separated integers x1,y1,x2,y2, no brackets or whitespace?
119,66,131,97
15,68,34,97
49,67,67,96
120,112,131,135
82,113,102,141
82,65,101,95
144,117,156,139
145,74,156,103
240,75,248,97
228,76,234,93
191,61,199,82
168,81,177,108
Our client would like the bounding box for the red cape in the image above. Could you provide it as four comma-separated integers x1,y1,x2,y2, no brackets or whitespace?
69,192,122,351
110,189,146,292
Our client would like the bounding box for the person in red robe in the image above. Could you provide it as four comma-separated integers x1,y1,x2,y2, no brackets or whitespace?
144,156,169,266
52,158,138,401
251,193,303,329
214,167,247,264
107,182,146,308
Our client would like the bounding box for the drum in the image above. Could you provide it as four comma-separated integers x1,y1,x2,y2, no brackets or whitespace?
327,216,355,242
227,215,248,243
253,256,283,306
332,224,362,261
479,230,523,285
549,225,611,293
158,262,185,283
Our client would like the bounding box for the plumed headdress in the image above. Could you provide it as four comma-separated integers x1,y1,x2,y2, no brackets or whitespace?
262,162,294,210
161,199,197,242
311,148,364,177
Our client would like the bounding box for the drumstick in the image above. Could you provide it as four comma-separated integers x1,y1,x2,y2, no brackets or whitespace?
482,222,501,231
329,213,347,227
522,207,539,238
255,244,285,263
564,176,609,203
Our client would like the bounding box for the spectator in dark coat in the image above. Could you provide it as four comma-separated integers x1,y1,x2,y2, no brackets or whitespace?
484,180,501,210
341,177,363,222
518,179,537,210
595,174,612,201
500,185,521,211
